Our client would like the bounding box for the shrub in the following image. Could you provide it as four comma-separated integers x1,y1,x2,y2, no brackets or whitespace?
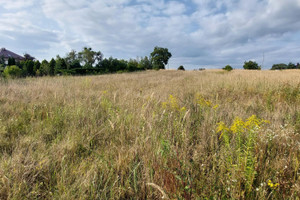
243,61,261,70
223,65,233,71
271,63,287,70
3,65,22,78
177,65,185,71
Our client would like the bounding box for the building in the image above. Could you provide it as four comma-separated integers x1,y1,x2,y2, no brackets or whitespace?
0,48,25,64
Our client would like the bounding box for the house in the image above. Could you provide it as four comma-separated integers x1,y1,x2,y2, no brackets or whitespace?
0,48,25,64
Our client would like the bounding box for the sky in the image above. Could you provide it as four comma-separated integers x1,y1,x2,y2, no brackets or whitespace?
0,0,300,69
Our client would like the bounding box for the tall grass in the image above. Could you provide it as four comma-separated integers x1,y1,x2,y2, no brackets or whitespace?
0,70,300,199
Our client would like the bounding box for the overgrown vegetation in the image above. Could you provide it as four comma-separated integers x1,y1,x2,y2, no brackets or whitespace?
0,70,300,199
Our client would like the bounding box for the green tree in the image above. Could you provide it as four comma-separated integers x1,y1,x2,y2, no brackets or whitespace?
127,59,139,72
177,65,185,71
78,47,103,68
139,56,152,70
55,55,67,74
287,62,296,69
23,60,35,76
223,65,233,71
243,61,261,70
271,63,287,70
65,50,81,69
8,57,15,66
23,53,35,61
0,56,5,66
49,58,56,76
40,60,49,76
150,46,172,70
3,65,22,78
33,60,41,75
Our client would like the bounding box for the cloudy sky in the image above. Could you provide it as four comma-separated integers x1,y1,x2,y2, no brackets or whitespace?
1,0,300,69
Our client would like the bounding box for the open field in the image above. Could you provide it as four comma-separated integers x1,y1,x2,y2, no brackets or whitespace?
0,70,300,199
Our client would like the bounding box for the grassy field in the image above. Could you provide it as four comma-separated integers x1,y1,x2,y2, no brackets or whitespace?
0,70,300,199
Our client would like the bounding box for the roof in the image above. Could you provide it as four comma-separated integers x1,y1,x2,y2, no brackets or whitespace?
0,48,24,60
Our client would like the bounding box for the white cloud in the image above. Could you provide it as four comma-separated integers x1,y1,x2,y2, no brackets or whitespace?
1,0,300,68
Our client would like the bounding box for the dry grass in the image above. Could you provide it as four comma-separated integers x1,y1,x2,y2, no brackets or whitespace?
0,69,300,199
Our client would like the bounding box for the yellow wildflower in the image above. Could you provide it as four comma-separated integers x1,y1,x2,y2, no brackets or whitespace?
268,180,279,189
230,117,245,133
213,104,219,109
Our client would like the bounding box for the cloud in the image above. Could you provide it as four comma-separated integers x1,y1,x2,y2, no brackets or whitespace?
1,0,300,68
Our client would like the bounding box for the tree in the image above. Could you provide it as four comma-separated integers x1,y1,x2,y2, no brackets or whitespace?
40,60,49,76
23,53,35,61
8,57,15,66
49,58,56,76
178,65,185,71
150,46,172,70
287,62,296,69
65,50,81,69
55,55,67,74
23,60,35,76
78,47,103,68
243,61,261,70
33,60,41,76
127,59,139,72
271,63,287,70
223,65,233,71
139,56,152,70
33,60,41,75
0,56,5,66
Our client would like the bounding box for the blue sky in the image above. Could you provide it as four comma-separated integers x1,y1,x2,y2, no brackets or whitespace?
1,0,300,69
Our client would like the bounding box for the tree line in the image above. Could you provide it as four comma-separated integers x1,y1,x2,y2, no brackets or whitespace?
222,61,300,71
0,46,172,78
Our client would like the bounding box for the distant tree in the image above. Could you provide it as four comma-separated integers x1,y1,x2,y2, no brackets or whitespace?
271,63,288,70
178,65,185,71
33,60,41,75
287,62,296,69
117,59,128,71
24,60,35,76
49,58,56,76
0,64,5,74
223,65,233,71
78,47,103,68
3,65,22,78
243,61,261,70
40,60,49,76
8,57,15,66
139,56,152,70
127,59,139,72
65,50,81,69
0,56,5,65
100,57,128,73
55,55,67,74
24,53,35,61
150,46,172,70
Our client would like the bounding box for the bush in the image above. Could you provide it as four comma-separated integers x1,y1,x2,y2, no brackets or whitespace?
223,65,233,71
271,63,287,70
3,65,22,78
177,65,185,71
243,61,261,70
